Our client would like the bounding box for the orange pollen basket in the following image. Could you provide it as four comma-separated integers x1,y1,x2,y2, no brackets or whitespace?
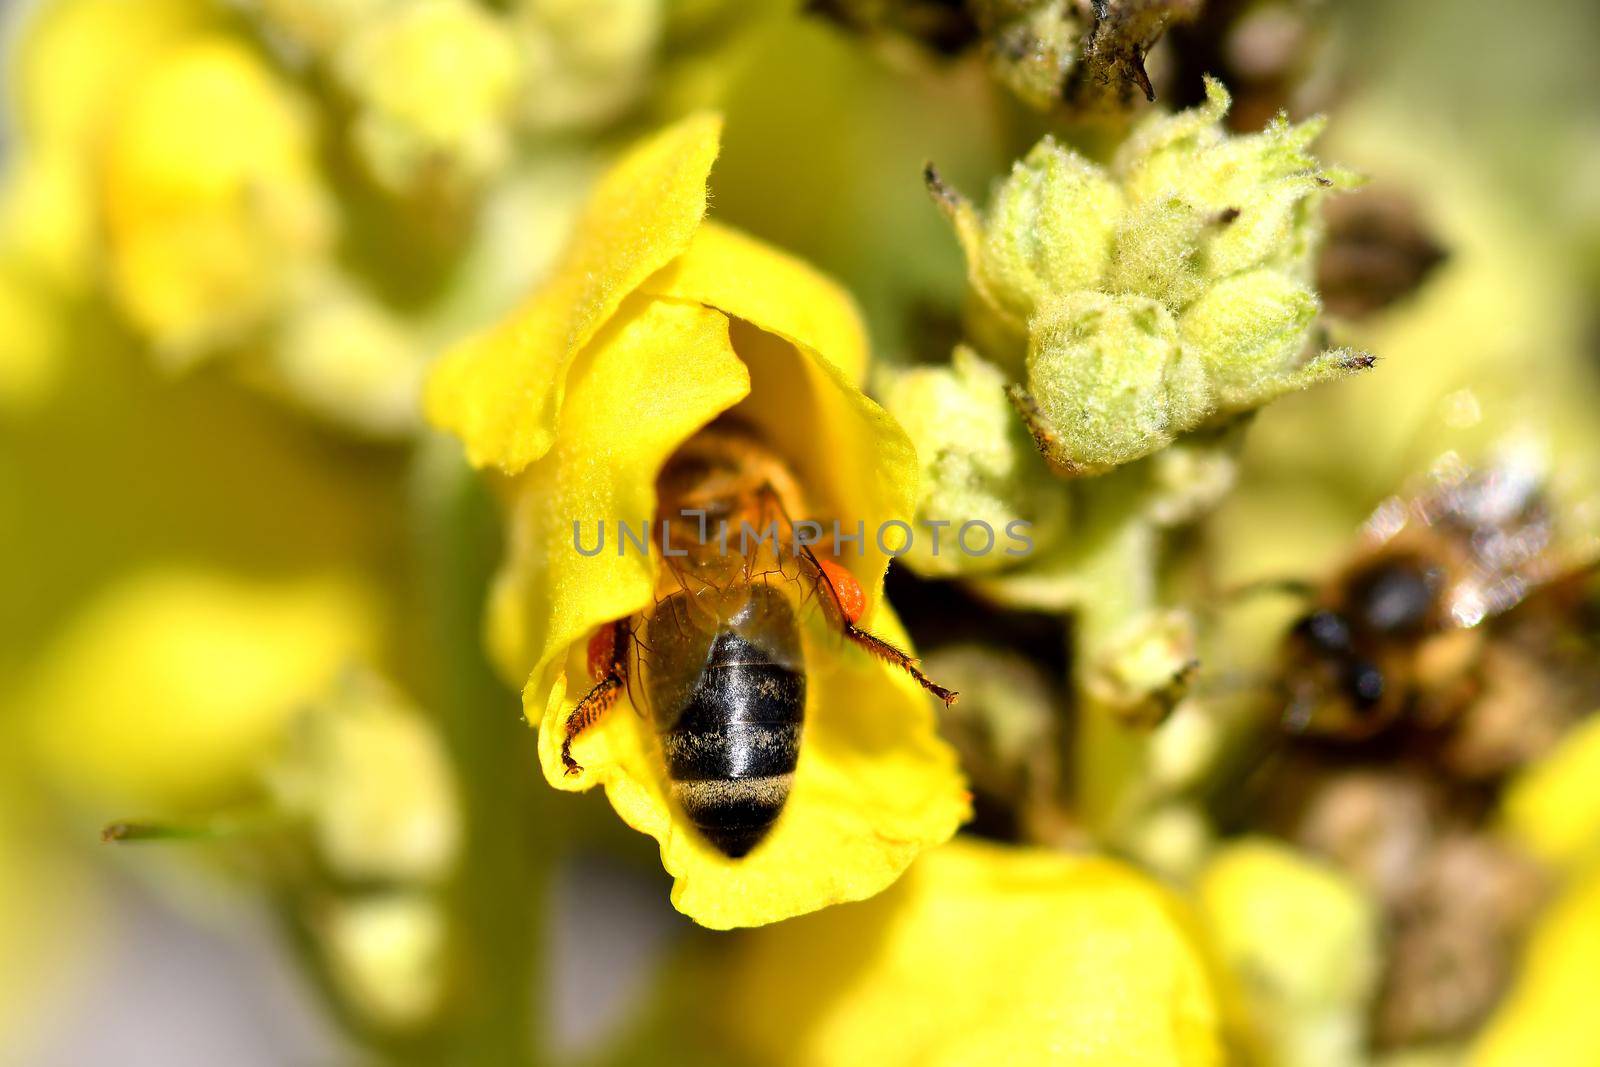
818,559,866,624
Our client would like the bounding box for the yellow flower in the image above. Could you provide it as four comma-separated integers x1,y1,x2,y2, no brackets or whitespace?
426,113,968,928
337,0,521,192
101,36,333,365
267,670,461,885
0,0,224,406
23,567,380,815
1198,839,1379,1067
712,839,1226,1066
1498,712,1600,873
10,0,221,160
1470,867,1600,1067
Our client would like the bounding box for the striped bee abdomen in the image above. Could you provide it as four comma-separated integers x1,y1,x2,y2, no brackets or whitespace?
648,587,806,858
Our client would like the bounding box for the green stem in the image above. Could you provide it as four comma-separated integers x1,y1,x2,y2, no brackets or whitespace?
1071,467,1158,842
410,434,553,1067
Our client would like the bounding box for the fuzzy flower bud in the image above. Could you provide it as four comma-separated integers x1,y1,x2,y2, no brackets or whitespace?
1083,608,1199,729
267,670,460,886
932,78,1368,475
320,892,448,1029
272,277,427,437
337,0,521,193
514,0,661,133
880,346,1067,576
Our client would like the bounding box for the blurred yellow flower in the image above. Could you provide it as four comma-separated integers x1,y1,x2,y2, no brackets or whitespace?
337,0,521,191
1470,867,1600,1067
23,568,381,815
267,670,461,885
269,279,427,436
9,0,222,158
427,113,967,928
1498,713,1600,874
514,0,661,132
1198,839,1379,1067
102,37,333,364
0,0,224,406
714,839,1225,1067
318,891,450,1030
250,0,394,55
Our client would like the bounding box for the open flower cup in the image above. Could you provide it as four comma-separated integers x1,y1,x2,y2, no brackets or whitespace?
427,113,969,929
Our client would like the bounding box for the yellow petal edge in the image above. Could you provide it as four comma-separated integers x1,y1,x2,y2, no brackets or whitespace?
424,111,724,474
719,839,1226,1066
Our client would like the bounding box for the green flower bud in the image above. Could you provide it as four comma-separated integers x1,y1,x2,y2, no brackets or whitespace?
1113,86,1343,284
933,141,1123,354
1180,268,1319,405
1019,291,1208,474
931,77,1369,475
1083,608,1199,729
881,346,1068,576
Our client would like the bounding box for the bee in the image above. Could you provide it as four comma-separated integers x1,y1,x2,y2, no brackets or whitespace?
1280,456,1593,765
1252,456,1599,1046
561,421,956,858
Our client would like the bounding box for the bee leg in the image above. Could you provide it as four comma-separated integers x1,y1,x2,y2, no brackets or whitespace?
841,623,959,706
562,620,631,776
807,541,959,706
751,480,961,707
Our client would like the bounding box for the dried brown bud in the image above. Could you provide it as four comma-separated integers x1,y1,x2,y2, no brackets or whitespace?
1317,187,1449,319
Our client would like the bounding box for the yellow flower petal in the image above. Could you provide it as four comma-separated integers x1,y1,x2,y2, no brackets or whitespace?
11,0,218,156
485,296,750,684
1198,839,1379,1067
722,321,919,621
640,220,871,386
716,839,1226,1065
425,112,724,474
1471,869,1600,1067
1498,713,1600,872
102,37,332,361
23,567,381,814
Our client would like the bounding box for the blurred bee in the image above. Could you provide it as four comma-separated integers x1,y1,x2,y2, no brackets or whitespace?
1253,456,1599,1046
1280,456,1596,774
561,421,956,858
